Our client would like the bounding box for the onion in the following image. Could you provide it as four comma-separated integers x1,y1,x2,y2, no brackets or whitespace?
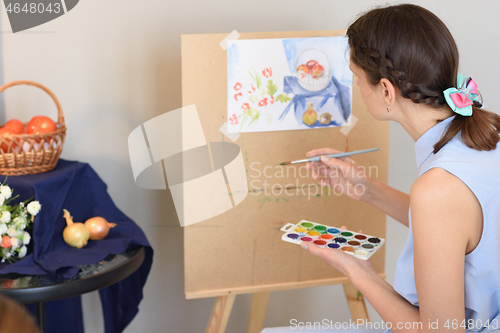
84,217,116,240
62,209,89,249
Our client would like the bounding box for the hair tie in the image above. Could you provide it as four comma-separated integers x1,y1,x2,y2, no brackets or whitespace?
443,74,481,116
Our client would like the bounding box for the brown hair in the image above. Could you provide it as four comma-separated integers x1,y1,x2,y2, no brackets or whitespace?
347,4,500,153
0,294,40,333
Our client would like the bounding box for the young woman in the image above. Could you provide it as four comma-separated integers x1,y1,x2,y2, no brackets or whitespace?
263,4,500,333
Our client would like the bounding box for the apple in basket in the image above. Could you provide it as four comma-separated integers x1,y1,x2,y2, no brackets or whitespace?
0,128,19,152
26,116,56,135
24,116,58,152
3,119,24,134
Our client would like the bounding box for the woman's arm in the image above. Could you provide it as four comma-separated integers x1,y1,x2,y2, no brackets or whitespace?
306,148,410,227
303,167,479,332
363,178,410,227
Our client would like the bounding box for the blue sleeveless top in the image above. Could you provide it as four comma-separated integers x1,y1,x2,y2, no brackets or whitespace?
393,116,500,331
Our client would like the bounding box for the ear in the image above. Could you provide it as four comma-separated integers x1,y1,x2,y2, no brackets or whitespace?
380,78,397,105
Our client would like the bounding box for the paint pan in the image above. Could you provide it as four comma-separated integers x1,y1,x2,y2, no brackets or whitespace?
313,240,327,248
347,240,361,249
313,225,327,234
355,249,368,256
300,222,314,230
334,237,347,244
307,231,320,240
280,220,385,260
319,234,334,242
340,231,354,240
327,228,340,236
340,246,354,254
354,234,367,241
294,227,307,236
361,243,374,251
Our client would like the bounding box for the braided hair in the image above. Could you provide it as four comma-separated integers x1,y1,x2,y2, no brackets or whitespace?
347,4,500,152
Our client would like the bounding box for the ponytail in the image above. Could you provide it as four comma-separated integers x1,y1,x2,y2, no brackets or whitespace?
434,107,500,153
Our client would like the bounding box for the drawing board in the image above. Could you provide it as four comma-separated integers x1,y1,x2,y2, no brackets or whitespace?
181,30,389,299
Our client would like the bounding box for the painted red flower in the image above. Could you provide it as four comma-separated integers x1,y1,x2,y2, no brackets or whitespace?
242,103,250,111
251,84,256,91
258,98,268,107
234,92,242,101
229,114,238,125
233,82,242,91
270,97,275,104
262,67,272,78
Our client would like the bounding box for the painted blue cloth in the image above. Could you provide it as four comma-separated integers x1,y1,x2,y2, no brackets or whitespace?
393,116,500,332
279,76,351,127
0,159,153,333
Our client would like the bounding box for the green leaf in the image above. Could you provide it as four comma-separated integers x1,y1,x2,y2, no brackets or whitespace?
248,66,262,89
248,109,260,126
275,93,291,103
266,80,278,97
239,112,249,132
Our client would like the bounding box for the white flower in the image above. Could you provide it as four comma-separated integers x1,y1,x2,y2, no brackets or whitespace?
7,226,18,237
10,237,20,250
14,216,27,230
18,245,27,258
0,223,7,235
0,194,4,206
27,201,41,216
0,186,11,200
2,248,11,258
22,231,30,245
0,211,10,224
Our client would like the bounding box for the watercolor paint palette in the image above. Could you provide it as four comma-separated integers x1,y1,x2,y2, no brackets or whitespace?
280,220,385,260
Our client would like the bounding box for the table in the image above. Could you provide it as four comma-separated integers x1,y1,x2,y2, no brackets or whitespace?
0,244,145,333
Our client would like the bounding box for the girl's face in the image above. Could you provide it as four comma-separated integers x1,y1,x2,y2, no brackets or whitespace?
349,61,390,121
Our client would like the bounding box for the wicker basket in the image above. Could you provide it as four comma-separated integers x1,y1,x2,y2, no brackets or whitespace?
0,80,66,175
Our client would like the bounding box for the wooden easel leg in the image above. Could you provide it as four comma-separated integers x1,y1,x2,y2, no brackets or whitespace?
343,283,370,322
246,291,270,333
205,295,237,333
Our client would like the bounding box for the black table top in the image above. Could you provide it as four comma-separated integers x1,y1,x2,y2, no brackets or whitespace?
0,244,145,304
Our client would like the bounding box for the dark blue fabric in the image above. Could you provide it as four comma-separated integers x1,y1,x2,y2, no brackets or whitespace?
278,75,351,125
0,159,153,333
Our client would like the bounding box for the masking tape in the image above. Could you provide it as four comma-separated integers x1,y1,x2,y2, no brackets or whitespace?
340,114,359,136
220,30,240,50
219,122,240,142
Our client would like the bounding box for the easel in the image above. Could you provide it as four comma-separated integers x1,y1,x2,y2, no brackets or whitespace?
181,30,389,333
202,275,386,333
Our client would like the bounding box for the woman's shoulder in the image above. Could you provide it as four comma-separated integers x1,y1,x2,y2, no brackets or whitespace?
423,133,500,176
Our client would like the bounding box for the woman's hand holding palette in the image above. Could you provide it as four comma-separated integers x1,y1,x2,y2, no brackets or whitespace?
280,220,385,260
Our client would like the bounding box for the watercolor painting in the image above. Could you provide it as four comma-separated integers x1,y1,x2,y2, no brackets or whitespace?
227,36,352,134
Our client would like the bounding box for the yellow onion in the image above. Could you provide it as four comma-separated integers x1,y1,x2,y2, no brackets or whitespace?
62,209,89,249
84,217,116,240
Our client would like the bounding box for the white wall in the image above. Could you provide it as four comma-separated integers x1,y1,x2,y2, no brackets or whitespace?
0,0,498,332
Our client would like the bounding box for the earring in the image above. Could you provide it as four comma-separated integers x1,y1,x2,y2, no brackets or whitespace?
386,104,391,113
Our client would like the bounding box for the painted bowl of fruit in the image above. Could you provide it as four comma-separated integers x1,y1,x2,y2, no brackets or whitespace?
295,48,330,92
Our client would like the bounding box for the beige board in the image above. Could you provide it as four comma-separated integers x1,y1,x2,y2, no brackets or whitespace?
182,30,389,299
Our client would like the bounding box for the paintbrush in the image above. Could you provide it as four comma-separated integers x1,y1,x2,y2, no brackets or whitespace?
279,148,379,165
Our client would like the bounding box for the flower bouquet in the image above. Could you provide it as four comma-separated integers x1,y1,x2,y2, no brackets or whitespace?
230,66,292,131
0,180,41,263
